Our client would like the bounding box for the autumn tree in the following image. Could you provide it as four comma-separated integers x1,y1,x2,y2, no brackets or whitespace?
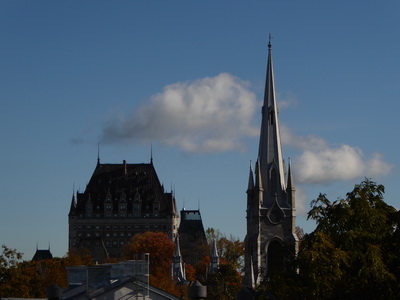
0,245,96,298
205,228,245,271
202,228,244,299
124,231,179,294
0,245,29,297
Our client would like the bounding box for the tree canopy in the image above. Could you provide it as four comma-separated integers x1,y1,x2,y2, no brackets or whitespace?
265,179,400,299
0,246,92,298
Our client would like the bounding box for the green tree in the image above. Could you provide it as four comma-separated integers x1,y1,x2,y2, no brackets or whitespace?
263,179,400,299
206,263,242,300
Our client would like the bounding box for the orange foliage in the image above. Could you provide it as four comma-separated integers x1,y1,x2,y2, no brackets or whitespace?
124,232,179,294
184,263,196,282
0,246,95,298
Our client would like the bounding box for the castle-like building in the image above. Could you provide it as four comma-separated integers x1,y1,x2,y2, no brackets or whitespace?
244,40,298,287
68,157,179,261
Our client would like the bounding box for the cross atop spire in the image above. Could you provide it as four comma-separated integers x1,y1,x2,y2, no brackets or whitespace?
268,33,273,49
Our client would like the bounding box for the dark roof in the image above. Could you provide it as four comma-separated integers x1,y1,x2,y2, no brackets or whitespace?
178,209,206,238
32,249,53,261
69,161,177,217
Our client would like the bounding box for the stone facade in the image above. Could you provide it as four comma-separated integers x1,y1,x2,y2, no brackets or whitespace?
244,40,298,287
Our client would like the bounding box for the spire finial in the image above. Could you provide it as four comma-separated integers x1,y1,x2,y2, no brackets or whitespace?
268,33,273,49
97,142,100,165
150,143,153,164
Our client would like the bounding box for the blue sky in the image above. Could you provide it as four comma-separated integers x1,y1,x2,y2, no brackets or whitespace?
1,1,399,260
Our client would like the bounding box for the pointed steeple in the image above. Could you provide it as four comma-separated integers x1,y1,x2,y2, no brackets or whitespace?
172,237,186,284
258,36,286,206
247,161,254,192
286,158,296,210
174,236,182,257
254,158,263,191
286,158,295,193
209,239,219,274
69,192,77,216
244,38,298,290
150,143,153,165
97,143,100,165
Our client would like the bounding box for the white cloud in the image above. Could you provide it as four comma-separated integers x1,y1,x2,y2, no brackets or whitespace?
281,126,393,184
101,73,259,153
277,91,298,109
294,185,308,216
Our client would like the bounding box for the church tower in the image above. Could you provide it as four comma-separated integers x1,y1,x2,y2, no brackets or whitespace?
244,38,298,287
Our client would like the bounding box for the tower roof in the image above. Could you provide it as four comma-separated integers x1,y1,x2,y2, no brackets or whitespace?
247,161,254,191
72,161,178,217
257,38,286,205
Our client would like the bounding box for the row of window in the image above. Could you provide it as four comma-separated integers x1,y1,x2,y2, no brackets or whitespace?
79,213,162,218
87,204,159,212
72,224,175,231
71,233,177,249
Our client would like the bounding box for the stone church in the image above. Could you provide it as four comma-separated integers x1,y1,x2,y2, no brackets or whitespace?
244,40,298,287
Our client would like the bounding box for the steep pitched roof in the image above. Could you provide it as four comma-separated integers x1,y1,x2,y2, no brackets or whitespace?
73,161,177,217
32,249,53,261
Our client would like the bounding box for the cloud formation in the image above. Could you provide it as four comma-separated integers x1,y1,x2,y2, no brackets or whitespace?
281,126,393,184
101,73,259,153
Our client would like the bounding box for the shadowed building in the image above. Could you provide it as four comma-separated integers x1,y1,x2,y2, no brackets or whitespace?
244,39,298,287
32,247,53,261
178,209,207,267
69,158,179,262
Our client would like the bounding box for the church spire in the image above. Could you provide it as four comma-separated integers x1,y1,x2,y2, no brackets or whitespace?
258,36,286,206
286,158,296,209
209,239,219,274
172,236,186,284
97,143,100,165
244,38,298,289
247,161,254,192
286,158,295,192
